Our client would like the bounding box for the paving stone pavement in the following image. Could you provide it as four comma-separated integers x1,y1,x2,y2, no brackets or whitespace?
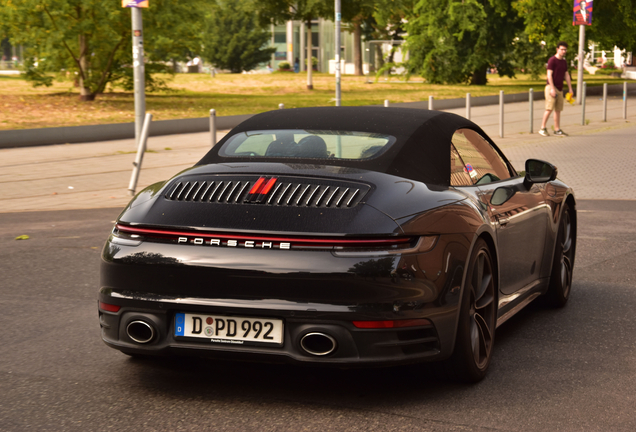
0,95,634,213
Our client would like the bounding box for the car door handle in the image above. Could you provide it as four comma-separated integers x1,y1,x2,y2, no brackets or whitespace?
497,217,509,226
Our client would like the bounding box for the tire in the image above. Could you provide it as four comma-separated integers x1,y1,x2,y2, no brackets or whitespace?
445,238,497,383
545,205,575,307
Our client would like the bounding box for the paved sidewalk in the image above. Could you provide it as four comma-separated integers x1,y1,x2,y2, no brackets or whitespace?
0,96,634,213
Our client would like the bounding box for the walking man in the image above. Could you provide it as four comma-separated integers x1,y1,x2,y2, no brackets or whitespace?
539,42,574,137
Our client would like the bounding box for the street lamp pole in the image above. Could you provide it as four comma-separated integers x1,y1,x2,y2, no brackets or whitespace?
131,6,146,146
576,24,585,104
335,0,341,107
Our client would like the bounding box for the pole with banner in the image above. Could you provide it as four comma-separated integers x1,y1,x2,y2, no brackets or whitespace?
335,0,341,107
123,0,148,146
574,0,592,105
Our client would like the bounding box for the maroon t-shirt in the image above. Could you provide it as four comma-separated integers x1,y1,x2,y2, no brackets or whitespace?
547,56,568,91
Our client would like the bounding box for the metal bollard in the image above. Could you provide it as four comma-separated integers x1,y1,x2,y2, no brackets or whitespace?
529,88,534,133
128,113,153,196
602,83,608,122
428,95,434,110
623,82,627,120
499,90,504,138
466,93,471,119
581,82,587,125
384,99,389,107
279,103,284,109
210,109,217,147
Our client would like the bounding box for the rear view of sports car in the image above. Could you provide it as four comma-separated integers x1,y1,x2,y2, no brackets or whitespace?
99,107,576,382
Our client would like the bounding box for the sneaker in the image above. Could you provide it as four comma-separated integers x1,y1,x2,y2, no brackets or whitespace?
553,129,568,137
538,128,549,136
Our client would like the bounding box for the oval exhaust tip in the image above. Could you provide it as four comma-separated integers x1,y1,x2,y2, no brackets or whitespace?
300,332,337,356
126,320,155,344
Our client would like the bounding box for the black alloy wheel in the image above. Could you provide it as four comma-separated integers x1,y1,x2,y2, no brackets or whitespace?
545,205,575,307
445,238,497,383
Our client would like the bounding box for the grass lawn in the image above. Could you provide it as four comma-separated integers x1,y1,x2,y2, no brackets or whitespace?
0,71,627,130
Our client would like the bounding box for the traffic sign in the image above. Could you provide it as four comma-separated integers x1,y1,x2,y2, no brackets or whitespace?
122,0,148,8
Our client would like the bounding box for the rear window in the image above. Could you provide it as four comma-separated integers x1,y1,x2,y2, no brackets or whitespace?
219,129,396,160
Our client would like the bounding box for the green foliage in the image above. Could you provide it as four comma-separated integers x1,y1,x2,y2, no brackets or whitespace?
202,1,275,73
1,0,129,96
255,0,331,26
510,34,548,79
278,61,291,70
340,0,377,75
407,0,523,85
21,56,55,87
114,62,174,93
0,0,204,99
374,0,415,37
367,1,414,73
512,0,579,58
374,61,406,81
145,0,205,66
603,60,616,69
590,0,636,53
513,0,636,55
593,69,613,75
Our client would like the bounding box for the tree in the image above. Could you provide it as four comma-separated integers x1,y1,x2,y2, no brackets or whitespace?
202,1,275,73
406,0,523,84
1,37,12,61
143,1,206,73
340,0,376,76
509,33,549,79
256,0,332,89
590,0,636,53
0,0,204,101
514,0,636,61
371,0,413,75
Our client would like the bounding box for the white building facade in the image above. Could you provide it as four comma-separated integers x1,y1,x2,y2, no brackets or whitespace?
268,19,406,75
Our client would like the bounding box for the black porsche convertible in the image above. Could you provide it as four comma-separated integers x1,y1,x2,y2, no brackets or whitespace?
99,107,576,382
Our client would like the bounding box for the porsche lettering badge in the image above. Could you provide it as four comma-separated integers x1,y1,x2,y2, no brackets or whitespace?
177,237,291,249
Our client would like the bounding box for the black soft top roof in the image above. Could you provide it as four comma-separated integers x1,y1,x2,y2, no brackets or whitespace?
196,106,493,186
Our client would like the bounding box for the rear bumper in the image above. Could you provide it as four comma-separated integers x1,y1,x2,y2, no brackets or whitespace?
98,289,450,366
99,232,472,366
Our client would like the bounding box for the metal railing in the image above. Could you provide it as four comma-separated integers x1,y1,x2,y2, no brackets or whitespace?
378,82,629,137
203,81,631,147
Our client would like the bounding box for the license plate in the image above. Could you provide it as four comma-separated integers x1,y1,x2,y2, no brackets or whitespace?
174,312,283,345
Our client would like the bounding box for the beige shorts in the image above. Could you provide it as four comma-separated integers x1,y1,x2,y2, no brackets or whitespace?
545,85,564,112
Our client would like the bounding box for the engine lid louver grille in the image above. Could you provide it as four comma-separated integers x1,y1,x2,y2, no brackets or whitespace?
165,176,370,209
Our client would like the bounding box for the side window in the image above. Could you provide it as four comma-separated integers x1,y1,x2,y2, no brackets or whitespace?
451,129,511,185
450,143,473,186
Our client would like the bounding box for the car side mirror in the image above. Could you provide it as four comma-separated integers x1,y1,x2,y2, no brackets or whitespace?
524,159,557,188
490,186,516,206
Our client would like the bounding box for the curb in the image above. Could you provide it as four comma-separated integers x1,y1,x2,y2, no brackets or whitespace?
1,83,634,149
0,114,254,149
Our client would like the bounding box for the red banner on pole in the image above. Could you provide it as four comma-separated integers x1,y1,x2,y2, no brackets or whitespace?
573,0,592,26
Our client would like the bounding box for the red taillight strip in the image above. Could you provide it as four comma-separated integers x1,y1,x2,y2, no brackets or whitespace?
99,301,121,313
116,224,413,247
352,319,431,329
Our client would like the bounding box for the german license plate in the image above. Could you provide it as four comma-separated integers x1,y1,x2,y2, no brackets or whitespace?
174,312,283,345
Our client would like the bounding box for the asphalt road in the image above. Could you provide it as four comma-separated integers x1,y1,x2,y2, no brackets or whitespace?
0,200,635,431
